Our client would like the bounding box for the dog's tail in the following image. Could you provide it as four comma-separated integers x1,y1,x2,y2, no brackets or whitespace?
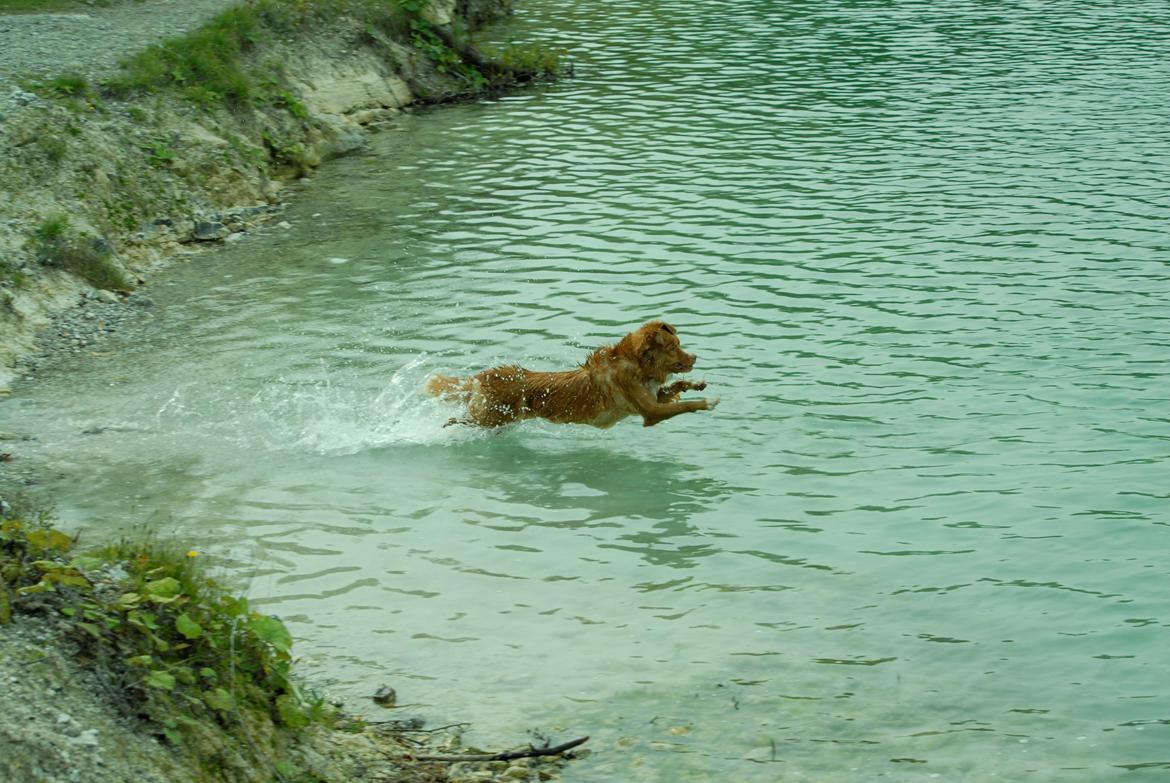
425,373,473,402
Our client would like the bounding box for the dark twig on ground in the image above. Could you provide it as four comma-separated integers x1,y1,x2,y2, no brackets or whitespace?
415,735,590,763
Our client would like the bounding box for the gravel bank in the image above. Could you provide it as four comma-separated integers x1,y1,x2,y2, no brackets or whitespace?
0,1,244,85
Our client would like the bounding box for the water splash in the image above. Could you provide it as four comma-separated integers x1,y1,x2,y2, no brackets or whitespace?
247,356,494,454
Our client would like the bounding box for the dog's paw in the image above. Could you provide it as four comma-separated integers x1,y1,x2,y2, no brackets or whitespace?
692,379,708,391
706,395,721,411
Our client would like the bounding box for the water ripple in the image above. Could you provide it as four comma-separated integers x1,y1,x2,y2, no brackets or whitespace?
4,0,1170,779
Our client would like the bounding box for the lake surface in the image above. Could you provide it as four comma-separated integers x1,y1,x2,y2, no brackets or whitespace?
4,0,1170,779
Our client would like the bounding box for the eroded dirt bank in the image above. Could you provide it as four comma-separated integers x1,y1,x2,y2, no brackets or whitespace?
0,0,547,384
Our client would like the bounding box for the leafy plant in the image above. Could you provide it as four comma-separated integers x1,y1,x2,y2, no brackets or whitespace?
147,137,177,168
1,517,335,767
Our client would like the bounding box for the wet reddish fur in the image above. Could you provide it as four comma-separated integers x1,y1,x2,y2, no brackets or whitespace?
426,320,719,428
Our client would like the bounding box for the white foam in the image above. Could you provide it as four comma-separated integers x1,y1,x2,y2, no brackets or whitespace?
234,356,488,455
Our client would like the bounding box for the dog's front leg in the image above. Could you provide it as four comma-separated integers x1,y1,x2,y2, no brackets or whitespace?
642,397,720,426
628,383,719,427
657,379,707,402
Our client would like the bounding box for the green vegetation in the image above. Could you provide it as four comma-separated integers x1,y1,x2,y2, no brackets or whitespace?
0,0,117,11
104,1,414,108
486,40,566,78
5,0,563,297
33,212,68,242
0,513,335,775
105,3,265,107
34,132,68,162
18,0,563,110
101,0,560,110
30,214,134,291
147,136,177,168
43,72,90,98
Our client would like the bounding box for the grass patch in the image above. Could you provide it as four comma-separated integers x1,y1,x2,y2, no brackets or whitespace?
33,212,68,242
30,214,134,291
99,0,553,111
0,0,94,11
103,1,415,109
105,4,262,107
43,72,90,97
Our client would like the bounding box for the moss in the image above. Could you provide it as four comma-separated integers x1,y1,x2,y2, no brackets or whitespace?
483,40,567,80
29,215,134,291
34,133,68,163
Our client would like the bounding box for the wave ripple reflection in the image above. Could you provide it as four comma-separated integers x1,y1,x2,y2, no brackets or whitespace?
3,0,1169,781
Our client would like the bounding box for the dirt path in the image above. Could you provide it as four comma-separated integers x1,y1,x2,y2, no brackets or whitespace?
0,0,242,84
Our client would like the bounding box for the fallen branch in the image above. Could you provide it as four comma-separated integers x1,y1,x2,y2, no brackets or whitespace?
417,735,589,762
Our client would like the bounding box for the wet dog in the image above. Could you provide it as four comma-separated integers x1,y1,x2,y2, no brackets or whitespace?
426,320,719,428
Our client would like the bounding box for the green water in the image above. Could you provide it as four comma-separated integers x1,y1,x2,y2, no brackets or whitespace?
4,0,1170,779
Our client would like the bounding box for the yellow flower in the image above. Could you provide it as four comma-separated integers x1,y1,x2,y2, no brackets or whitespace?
186,550,199,558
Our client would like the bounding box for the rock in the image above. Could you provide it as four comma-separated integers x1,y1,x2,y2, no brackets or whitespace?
372,685,396,707
191,220,229,242
70,728,101,747
10,89,38,106
56,711,83,737
421,0,456,26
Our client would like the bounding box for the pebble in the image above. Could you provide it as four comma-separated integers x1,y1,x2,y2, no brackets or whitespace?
70,728,101,747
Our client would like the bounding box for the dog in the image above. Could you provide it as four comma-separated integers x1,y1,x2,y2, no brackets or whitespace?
426,320,719,428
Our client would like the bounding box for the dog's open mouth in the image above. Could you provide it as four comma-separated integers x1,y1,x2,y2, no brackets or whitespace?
672,360,695,373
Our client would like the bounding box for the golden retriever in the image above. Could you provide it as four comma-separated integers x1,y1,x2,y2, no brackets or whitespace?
426,320,719,428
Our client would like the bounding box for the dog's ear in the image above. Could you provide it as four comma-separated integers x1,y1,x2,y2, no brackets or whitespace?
619,321,675,361
651,321,677,348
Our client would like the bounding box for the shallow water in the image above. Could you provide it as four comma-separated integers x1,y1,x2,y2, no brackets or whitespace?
4,0,1170,779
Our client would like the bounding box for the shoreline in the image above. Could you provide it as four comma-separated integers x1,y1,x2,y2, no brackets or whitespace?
12,203,282,381
0,0,558,387
0,516,581,783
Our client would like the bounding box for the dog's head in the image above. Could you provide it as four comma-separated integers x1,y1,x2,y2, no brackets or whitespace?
621,320,697,382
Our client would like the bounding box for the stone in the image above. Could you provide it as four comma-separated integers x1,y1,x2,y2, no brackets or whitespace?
372,685,396,707
421,0,456,26
191,221,229,242
70,728,100,747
